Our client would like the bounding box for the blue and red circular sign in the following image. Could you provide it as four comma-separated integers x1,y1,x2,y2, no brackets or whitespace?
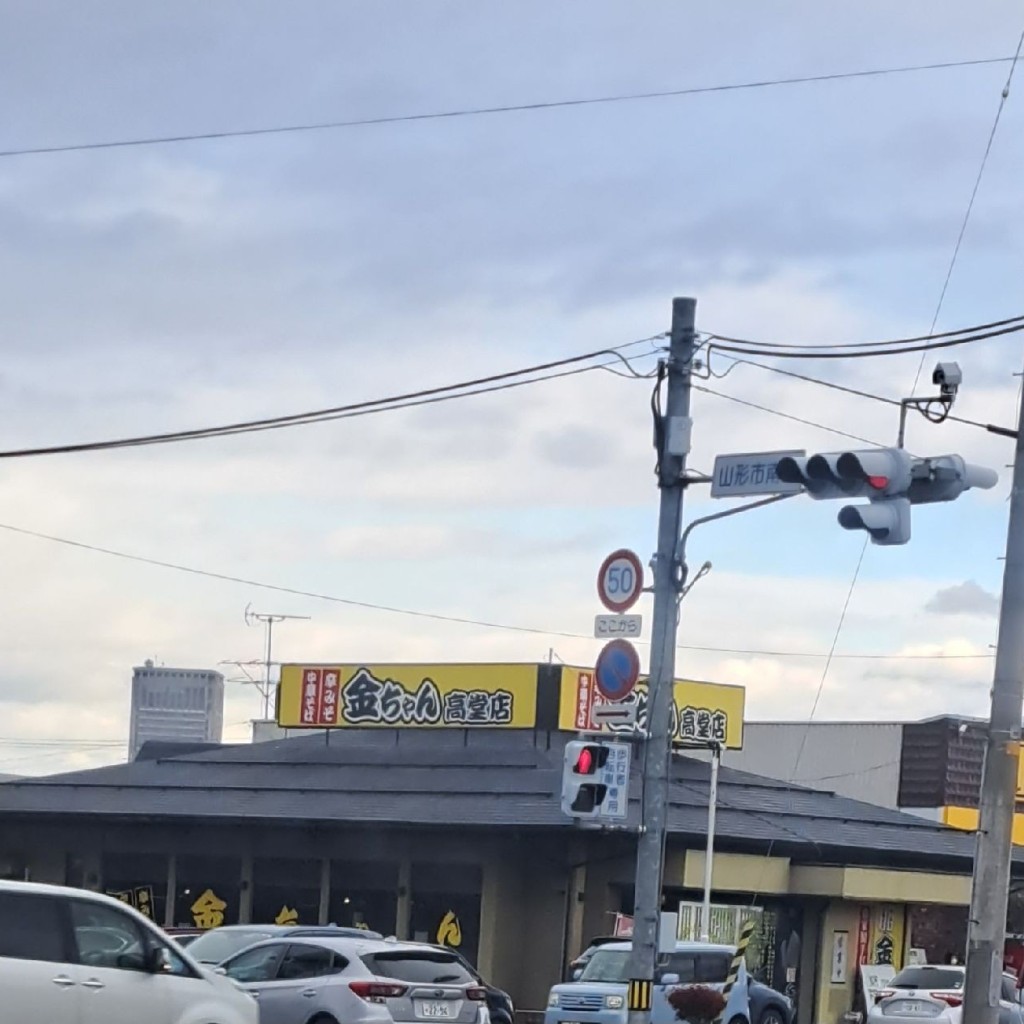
594,639,641,701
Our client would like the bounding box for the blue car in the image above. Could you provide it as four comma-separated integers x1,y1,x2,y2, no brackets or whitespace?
547,941,752,1024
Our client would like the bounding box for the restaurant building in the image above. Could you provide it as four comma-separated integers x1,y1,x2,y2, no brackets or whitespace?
0,662,1009,1022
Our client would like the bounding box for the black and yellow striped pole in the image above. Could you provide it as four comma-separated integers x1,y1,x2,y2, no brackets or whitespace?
628,978,654,1013
718,919,757,1019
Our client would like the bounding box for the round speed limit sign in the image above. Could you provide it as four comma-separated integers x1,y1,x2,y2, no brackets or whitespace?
597,548,644,613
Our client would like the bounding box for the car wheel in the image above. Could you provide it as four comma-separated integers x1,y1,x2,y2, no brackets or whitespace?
728,1015,748,1024
308,1015,340,1024
759,1008,788,1024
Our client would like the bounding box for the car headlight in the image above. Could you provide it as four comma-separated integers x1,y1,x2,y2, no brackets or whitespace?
605,996,625,1009
548,993,560,1008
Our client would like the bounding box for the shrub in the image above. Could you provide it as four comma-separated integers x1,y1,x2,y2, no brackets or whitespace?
667,985,727,1024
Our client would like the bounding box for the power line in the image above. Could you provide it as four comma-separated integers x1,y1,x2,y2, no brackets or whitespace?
0,521,995,662
911,27,1024,392
707,319,1024,361
713,357,999,435
0,57,1017,160
0,338,663,460
708,313,1024,353
693,383,885,446
788,539,869,780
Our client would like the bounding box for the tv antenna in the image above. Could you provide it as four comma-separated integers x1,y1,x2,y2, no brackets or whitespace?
243,604,311,719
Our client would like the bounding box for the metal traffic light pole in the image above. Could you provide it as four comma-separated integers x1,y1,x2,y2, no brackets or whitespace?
962,383,1024,1024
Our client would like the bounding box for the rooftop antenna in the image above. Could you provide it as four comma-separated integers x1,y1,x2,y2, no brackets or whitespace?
243,604,311,719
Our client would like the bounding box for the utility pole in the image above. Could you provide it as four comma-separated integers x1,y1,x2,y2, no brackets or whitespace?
625,297,696,1024
963,384,1024,1024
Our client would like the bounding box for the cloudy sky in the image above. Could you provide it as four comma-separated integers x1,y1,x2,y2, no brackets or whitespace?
1,1,1022,775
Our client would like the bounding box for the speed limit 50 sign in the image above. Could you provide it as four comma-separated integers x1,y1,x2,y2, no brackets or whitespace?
597,549,644,613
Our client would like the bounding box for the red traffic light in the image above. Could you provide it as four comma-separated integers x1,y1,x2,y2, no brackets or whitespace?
570,743,609,776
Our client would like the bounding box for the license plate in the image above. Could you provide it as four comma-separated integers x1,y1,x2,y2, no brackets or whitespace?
418,1001,456,1019
893,1001,929,1015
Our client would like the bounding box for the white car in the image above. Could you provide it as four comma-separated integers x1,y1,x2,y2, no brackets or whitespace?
220,934,491,1024
869,964,1024,1024
0,879,257,1024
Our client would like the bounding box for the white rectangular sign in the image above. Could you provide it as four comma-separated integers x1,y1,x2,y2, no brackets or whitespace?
710,449,805,498
593,614,642,639
831,930,849,985
591,703,638,726
597,741,631,820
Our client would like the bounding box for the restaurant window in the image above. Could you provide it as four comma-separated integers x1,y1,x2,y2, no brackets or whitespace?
252,858,321,926
410,863,482,965
174,854,240,929
102,852,167,925
328,860,397,935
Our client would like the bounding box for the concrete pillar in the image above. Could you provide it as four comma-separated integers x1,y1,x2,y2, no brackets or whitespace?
318,859,331,925
240,855,254,923
477,859,509,986
396,857,412,940
165,854,177,928
565,863,588,966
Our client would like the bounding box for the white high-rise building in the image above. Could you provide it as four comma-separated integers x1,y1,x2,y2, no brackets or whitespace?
129,661,225,759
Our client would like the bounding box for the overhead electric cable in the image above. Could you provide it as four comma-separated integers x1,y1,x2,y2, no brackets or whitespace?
0,337,664,459
0,57,1017,159
0,522,994,662
911,27,1024,391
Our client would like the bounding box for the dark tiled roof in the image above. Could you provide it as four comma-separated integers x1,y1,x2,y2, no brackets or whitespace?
0,729,992,870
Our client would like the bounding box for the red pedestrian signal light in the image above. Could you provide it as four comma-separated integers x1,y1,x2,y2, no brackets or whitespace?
571,744,609,776
562,741,613,818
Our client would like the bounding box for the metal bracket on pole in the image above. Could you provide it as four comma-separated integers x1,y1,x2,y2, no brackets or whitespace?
676,492,797,567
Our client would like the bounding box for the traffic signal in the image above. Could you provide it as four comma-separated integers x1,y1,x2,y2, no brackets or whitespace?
776,449,997,546
561,741,611,817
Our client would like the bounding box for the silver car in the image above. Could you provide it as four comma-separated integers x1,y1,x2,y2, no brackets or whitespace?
868,965,1023,1024
220,934,489,1024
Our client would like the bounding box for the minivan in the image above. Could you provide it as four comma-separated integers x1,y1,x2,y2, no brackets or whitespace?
0,880,257,1024
547,940,751,1024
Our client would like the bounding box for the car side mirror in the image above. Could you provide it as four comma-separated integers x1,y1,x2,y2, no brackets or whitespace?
661,973,680,985
147,947,173,974
214,966,228,976
572,969,583,981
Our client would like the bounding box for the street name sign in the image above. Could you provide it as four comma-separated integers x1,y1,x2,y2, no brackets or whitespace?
594,614,643,639
710,449,806,498
597,549,644,613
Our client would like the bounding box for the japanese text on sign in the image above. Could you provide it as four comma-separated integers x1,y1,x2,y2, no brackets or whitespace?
710,450,805,498
599,742,631,820
191,889,227,930
108,886,155,920
279,663,538,728
558,668,745,749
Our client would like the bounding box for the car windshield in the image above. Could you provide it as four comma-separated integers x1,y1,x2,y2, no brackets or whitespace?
364,952,475,985
580,949,631,983
891,968,965,991
185,929,276,964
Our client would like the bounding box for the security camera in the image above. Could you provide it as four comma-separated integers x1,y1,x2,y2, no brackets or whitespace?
932,362,962,398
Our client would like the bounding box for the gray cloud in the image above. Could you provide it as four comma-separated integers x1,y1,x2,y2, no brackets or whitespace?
925,581,1000,618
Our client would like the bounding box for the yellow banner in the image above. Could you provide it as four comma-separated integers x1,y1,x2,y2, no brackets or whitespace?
942,805,1024,845
278,664,538,728
557,667,745,749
